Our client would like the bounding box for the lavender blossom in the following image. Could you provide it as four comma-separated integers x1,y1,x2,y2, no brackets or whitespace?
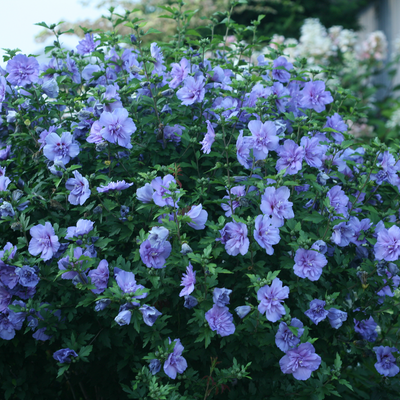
373,346,399,377
300,136,325,168
65,170,91,206
97,180,133,193
99,107,136,149
260,186,294,227
235,306,251,319
136,183,154,203
169,57,190,88
257,278,289,322
304,299,328,325
176,75,205,105
327,308,348,329
43,131,79,166
213,288,232,307
276,140,305,175
293,248,327,281
324,112,347,143
88,259,109,294
151,175,179,208
354,316,378,342
253,214,281,255
6,54,40,86
205,304,236,337
139,239,172,269
15,266,39,288
65,219,94,239
279,342,321,380
327,185,349,218
53,348,78,363
248,120,279,160
374,225,400,261
163,339,188,379
185,204,208,230
199,120,216,155
139,304,162,326
114,309,132,326
184,295,198,309
272,56,293,83
76,33,100,55
217,222,249,256
236,131,254,169
114,268,148,305
28,222,60,261
300,80,333,113
275,318,304,352
179,263,196,297
149,359,161,375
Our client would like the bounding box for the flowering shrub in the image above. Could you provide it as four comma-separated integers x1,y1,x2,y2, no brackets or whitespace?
1,2,400,399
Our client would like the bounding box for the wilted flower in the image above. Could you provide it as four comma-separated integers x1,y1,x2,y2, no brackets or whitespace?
53,348,78,363
327,308,348,329
139,304,162,326
97,180,133,193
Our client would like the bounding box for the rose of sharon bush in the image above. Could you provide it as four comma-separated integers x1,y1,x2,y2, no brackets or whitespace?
1,7,400,400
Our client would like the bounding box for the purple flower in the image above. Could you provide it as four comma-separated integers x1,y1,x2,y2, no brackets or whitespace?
88,260,109,294
217,222,249,256
0,76,7,111
0,301,26,340
58,247,92,281
65,171,91,206
253,214,281,255
354,316,378,342
300,81,333,113
97,180,133,193
163,339,188,379
199,120,216,154
221,185,245,217
276,140,304,175
76,33,100,55
184,295,198,309
179,263,196,297
149,359,162,375
38,125,59,149
275,318,304,352
136,183,154,203
373,346,399,377
324,112,347,143
139,304,162,326
293,248,327,281
327,308,348,329
115,309,132,326
95,299,111,312
150,43,166,75
15,266,39,288
139,239,172,269
213,287,232,307
0,266,18,290
374,226,400,261
163,124,184,144
205,304,236,337
53,348,78,364
65,219,94,239
236,131,254,169
28,222,60,261
99,107,136,149
114,268,148,304
43,131,80,166
305,299,328,325
279,342,321,380
87,121,104,144
257,278,289,322
272,56,293,83
151,175,179,208
260,186,294,228
327,185,349,218
235,305,251,319
300,136,325,168
6,54,40,86
176,75,205,106
169,57,190,88
185,204,208,230
248,120,279,160
0,175,10,191
0,286,12,312
331,222,354,247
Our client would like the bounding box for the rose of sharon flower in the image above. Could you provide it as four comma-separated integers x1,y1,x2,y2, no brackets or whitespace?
257,278,289,322
179,263,196,297
139,305,162,327
88,260,109,294
65,170,91,206
213,288,232,307
6,54,40,87
29,222,60,261
327,185,349,218
217,222,249,256
300,80,333,113
305,299,328,325
99,107,136,149
43,132,79,166
185,204,208,230
374,225,400,262
276,140,305,175
205,304,236,337
139,239,172,269
151,175,179,208
254,215,281,255
53,348,78,364
248,120,279,160
199,120,216,154
293,248,328,281
275,318,304,352
279,342,321,380
114,268,148,305
164,339,188,379
373,346,399,377
260,186,294,227
327,308,348,329
97,180,133,193
354,316,378,342
176,75,205,105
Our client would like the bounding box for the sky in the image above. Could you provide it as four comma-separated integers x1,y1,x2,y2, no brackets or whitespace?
0,0,125,65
